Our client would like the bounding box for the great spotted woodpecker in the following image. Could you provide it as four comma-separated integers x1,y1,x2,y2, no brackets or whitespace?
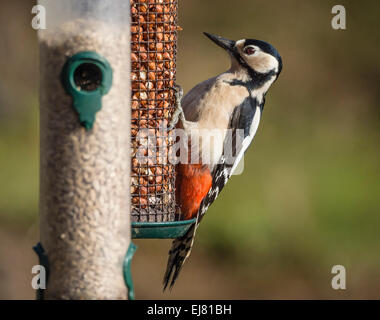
163,33,282,290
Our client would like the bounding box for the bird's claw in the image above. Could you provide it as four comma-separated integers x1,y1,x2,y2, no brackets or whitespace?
168,85,184,131
174,84,184,102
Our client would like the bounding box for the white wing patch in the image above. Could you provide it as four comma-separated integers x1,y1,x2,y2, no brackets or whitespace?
230,106,261,176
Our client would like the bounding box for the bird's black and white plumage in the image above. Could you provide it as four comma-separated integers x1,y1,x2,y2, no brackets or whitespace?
163,33,282,290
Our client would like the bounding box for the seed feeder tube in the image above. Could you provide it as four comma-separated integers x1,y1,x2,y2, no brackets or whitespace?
38,0,131,299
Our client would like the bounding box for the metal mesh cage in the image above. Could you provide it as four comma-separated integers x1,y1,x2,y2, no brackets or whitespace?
130,0,178,223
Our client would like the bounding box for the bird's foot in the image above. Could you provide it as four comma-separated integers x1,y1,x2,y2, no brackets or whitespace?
168,84,185,131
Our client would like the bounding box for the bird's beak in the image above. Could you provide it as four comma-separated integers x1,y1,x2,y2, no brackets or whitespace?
203,32,235,53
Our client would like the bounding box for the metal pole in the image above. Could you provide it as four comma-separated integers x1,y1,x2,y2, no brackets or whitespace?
38,0,131,299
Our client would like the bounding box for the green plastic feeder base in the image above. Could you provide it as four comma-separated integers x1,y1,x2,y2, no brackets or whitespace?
132,219,196,239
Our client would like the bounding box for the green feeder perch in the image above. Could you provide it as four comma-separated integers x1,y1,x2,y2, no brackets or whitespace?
132,219,197,239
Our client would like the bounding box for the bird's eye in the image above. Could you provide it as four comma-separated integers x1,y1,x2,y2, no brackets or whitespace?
244,47,256,55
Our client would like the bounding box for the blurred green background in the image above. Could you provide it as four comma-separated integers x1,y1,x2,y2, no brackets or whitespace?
0,0,379,299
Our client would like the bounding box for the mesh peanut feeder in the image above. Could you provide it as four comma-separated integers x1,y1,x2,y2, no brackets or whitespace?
130,0,196,238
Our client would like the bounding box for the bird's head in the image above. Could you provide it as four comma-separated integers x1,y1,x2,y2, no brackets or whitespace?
204,32,282,85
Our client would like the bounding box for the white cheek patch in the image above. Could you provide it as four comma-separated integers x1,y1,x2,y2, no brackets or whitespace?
247,52,278,74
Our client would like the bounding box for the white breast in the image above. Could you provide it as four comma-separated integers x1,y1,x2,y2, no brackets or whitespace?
182,73,249,170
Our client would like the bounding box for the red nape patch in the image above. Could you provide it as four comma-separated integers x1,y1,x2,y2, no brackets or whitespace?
176,164,212,220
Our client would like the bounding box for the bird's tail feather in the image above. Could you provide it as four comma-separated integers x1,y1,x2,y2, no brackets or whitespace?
163,223,198,290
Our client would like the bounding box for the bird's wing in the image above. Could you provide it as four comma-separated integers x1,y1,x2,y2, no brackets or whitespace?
181,76,218,121
163,96,262,290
